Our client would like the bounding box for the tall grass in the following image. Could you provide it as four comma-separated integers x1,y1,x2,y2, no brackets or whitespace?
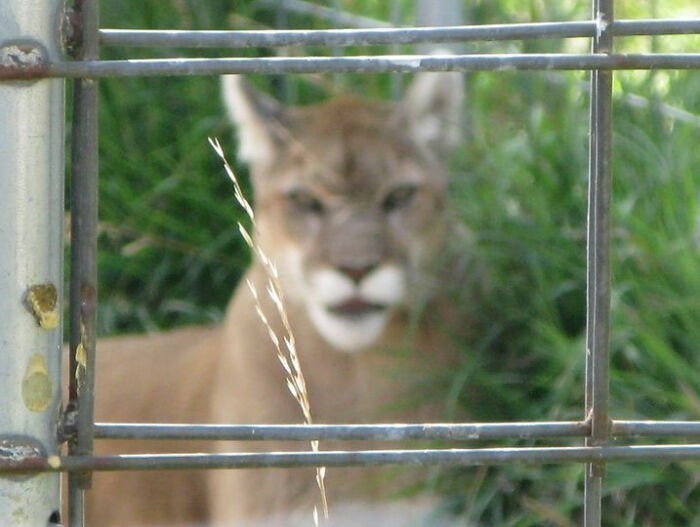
445,67,700,525
94,0,700,525
210,137,328,522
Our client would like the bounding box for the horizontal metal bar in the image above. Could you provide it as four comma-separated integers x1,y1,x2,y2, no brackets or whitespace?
93,420,700,441
99,22,597,48
94,421,589,441
5,444,700,474
2,53,700,80
98,19,700,49
612,420,700,437
615,19,700,36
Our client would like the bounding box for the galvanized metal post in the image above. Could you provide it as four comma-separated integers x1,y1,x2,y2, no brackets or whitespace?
0,1,65,525
584,0,614,525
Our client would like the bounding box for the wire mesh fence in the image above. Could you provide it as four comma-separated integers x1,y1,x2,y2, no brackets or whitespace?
1,1,699,526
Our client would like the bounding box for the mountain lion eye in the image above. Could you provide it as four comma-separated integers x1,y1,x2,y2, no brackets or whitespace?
382,184,418,212
285,188,324,214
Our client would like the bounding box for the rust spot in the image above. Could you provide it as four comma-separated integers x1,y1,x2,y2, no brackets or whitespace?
60,1,84,58
0,437,46,479
0,44,44,67
74,336,87,396
22,354,52,412
0,439,43,463
24,283,59,330
71,284,96,396
80,283,97,316
0,43,48,81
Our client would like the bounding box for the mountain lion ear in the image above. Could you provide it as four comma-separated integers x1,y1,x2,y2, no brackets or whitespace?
401,68,464,156
221,75,290,166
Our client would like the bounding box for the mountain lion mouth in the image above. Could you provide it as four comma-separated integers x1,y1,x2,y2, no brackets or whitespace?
327,298,387,318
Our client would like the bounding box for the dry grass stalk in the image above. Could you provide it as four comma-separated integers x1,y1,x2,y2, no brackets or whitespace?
209,137,329,523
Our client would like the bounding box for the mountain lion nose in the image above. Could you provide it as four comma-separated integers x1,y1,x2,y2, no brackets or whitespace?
338,264,376,284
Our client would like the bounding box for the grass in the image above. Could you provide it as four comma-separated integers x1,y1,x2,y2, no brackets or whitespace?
91,0,700,525
210,137,328,522
445,67,700,525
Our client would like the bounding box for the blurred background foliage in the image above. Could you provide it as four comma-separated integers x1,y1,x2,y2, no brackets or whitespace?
80,0,700,524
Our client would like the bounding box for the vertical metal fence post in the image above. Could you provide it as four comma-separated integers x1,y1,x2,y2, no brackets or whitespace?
584,0,614,525
66,0,100,525
0,1,65,525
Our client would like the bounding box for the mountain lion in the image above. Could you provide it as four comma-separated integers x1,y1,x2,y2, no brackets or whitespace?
85,70,470,526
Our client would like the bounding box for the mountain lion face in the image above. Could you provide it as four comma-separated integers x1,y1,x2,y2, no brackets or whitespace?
222,73,463,352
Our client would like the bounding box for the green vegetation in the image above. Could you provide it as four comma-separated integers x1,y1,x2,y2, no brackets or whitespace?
89,0,700,524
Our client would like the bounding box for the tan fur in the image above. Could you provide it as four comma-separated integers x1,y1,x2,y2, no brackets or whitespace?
84,72,469,526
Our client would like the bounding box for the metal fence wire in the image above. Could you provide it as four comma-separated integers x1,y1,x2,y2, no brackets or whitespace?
1,1,700,526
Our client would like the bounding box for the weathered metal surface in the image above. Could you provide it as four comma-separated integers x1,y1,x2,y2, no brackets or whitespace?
584,1,615,525
0,1,64,525
3,444,700,474
65,1,100,525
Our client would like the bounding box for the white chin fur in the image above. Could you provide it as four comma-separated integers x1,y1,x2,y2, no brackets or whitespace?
309,264,406,306
281,250,406,351
306,264,406,352
308,303,389,352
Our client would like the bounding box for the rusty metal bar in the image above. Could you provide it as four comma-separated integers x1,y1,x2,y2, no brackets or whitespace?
66,0,100,525
96,19,700,49
94,421,590,441
2,52,700,81
92,420,700,441
584,0,615,525
5,444,700,474
611,420,700,436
